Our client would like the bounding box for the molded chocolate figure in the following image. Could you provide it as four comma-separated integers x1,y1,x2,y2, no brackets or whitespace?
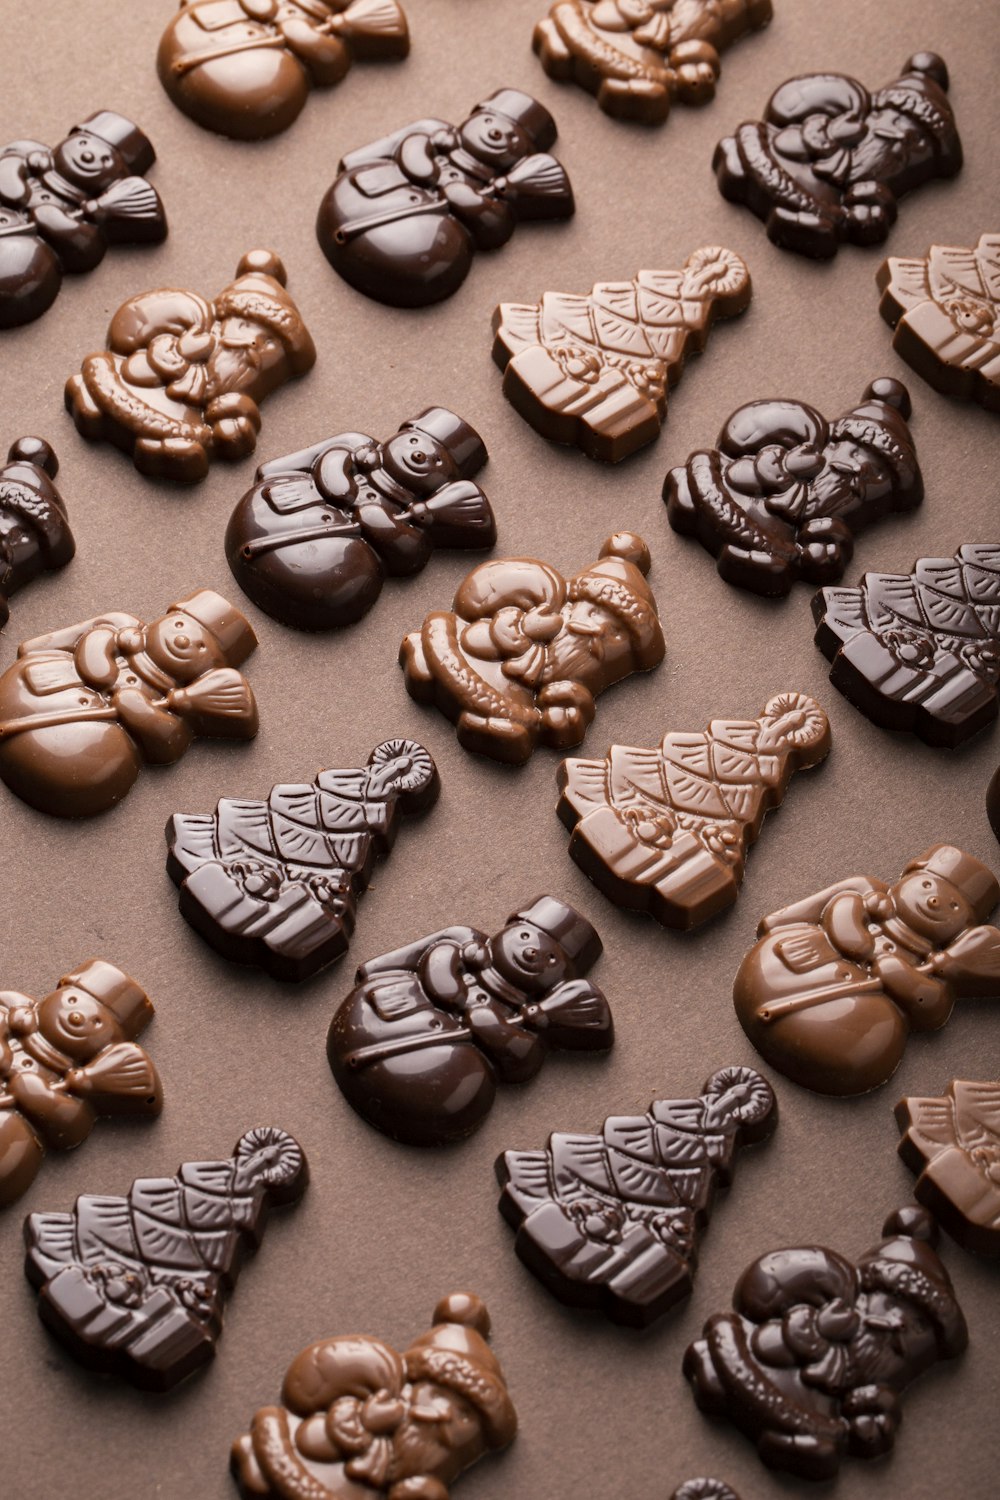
167,739,440,981
328,896,614,1146
0,438,74,630
492,249,752,463
684,1207,968,1481
401,532,665,765
25,1126,308,1390
0,112,167,329
733,845,1000,1096
317,89,575,308
714,53,962,259
878,234,1000,412
558,693,831,929
0,961,162,1208
664,379,922,596
672,1483,742,1500
226,408,495,630
896,1080,1000,1257
534,0,772,125
158,0,410,142
497,1066,776,1327
65,250,316,483
0,589,259,819
814,546,1000,747
231,1292,517,1499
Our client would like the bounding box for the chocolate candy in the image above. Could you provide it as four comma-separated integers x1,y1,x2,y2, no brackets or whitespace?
714,53,962,258
65,250,315,483
813,546,1000,747
558,693,831,929
401,532,665,765
492,250,751,463
989,767,1000,843
167,739,439,981
0,112,166,329
0,589,259,818
231,1292,516,1498
896,1080,1000,1257
225,408,494,630
25,1126,307,1389
672,1484,742,1500
733,844,1000,1096
0,438,74,630
878,235,1000,412
497,1066,776,1327
664,379,922,596
683,1206,967,1481
158,0,410,142
0,961,161,1208
533,0,772,125
328,896,614,1145
316,90,574,308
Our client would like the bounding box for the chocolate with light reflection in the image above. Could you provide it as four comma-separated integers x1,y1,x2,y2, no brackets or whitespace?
328,896,613,1145
0,438,74,630
24,1127,308,1389
497,1066,776,1326
733,844,1000,1095
683,1207,967,1480
672,1483,743,1500
896,1079,1000,1256
158,0,410,142
558,693,830,929
167,739,439,981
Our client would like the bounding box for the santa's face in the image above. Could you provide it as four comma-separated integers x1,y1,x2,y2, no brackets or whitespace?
459,112,530,169
849,1288,938,1386
892,872,972,943
387,1382,483,1485
775,438,890,521
548,600,634,685
492,922,568,993
145,612,226,682
847,108,933,184
37,988,119,1060
382,430,456,495
55,131,123,189
206,317,278,396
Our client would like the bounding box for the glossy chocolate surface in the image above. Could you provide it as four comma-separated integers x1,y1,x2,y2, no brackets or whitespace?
877,234,1000,412
813,545,1000,746
672,1484,742,1500
316,89,574,308
328,895,613,1146
0,589,259,818
896,1079,1000,1257
0,961,161,1208
497,1066,775,1326
533,0,772,125
231,1292,516,1498
664,378,922,596
24,1126,307,1389
225,408,494,630
0,112,166,329
989,766,1000,843
65,250,316,483
714,53,962,258
558,693,831,928
167,739,439,981
158,0,410,142
734,844,1000,1095
684,1206,968,1481
492,249,751,463
400,531,665,765
0,437,74,629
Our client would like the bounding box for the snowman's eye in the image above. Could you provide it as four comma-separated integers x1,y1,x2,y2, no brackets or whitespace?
520,931,531,940
922,880,932,889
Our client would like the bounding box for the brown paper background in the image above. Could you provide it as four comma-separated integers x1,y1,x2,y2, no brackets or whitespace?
2,2,999,1496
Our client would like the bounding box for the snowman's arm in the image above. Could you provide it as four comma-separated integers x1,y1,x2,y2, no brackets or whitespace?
339,120,450,173
356,926,483,981
255,434,372,482
18,612,141,657
758,877,885,934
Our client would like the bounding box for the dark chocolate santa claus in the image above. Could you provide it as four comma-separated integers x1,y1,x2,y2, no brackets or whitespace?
158,0,410,142
684,1207,968,1480
0,589,259,818
733,845,1000,1095
497,1066,776,1326
713,53,962,258
231,1292,517,1499
0,438,74,630
0,111,167,329
664,379,922,596
24,1126,308,1389
316,89,575,307
0,960,162,1208
166,739,439,981
328,896,614,1145
400,532,665,765
226,408,495,629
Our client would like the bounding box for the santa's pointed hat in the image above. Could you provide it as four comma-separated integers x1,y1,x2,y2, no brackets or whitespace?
405,1295,517,1449
215,252,316,373
568,533,664,669
857,1207,968,1357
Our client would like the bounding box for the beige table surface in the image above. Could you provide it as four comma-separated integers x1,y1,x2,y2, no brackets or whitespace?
2,1,999,1496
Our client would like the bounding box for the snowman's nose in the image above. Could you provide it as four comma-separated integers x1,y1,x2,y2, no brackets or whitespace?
174,634,190,650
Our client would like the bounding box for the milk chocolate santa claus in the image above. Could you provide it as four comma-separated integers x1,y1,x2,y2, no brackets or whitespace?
0,438,74,630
